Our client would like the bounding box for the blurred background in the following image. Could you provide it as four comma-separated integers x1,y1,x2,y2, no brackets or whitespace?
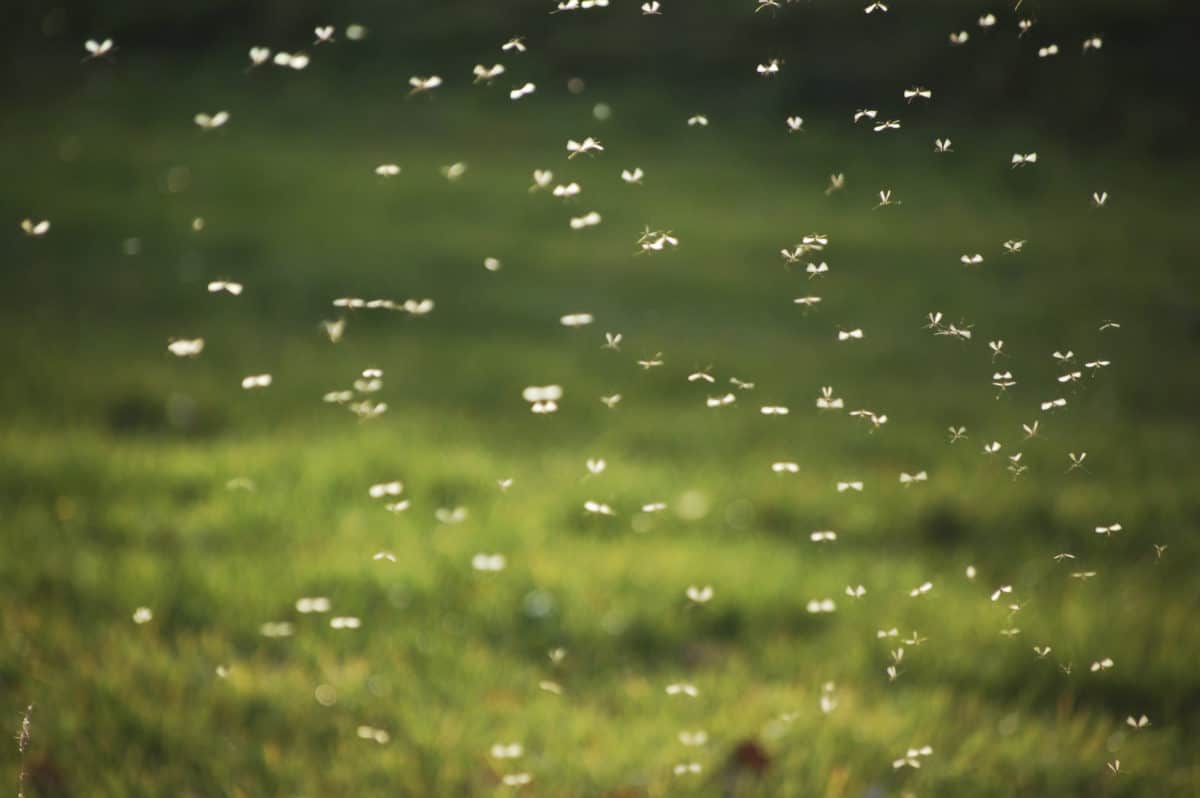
2,1,1199,796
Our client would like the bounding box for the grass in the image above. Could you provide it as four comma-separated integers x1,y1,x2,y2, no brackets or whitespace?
2,63,1199,797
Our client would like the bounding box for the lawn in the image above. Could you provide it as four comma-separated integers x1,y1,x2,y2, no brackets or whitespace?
2,39,1199,797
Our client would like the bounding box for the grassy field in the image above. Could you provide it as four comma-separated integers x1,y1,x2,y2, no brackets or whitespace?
2,59,1200,797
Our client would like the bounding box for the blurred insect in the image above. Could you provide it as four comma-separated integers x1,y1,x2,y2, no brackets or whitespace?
207,280,242,296
322,319,345,342
83,38,115,60
1154,544,1168,559
687,369,715,384
471,553,506,572
1018,18,1034,36
440,162,467,181
949,31,970,45
899,471,927,486
873,119,901,132
1071,570,1097,580
1021,420,1040,439
673,763,702,776
472,63,506,83
811,531,837,542
502,773,532,786
817,386,844,410
838,328,864,341
854,109,878,124
786,116,805,132
806,598,837,613
194,111,230,130
825,173,845,195
846,584,866,598
1084,358,1111,372
993,371,1017,391
374,163,401,177
935,137,953,152
385,500,410,513
621,167,644,184
979,13,996,28
948,426,967,443
567,137,604,158
435,507,468,525
755,0,781,11
850,409,888,429
960,253,984,266
1033,645,1052,658
641,1,662,13
877,628,899,638
639,230,679,252
522,384,562,414
168,338,205,355
1058,370,1083,384
1099,319,1121,331
241,374,272,390
368,481,403,499
272,51,309,69
760,405,789,415
666,682,699,697
330,617,361,629
490,742,524,759
1066,452,1088,472
1090,658,1114,672
603,332,622,350
1092,191,1109,207
510,82,536,100
706,393,736,408
1107,761,1121,776
484,257,502,272
1003,239,1026,254
794,296,822,310
1011,152,1038,167
875,189,899,208
402,298,435,315
806,262,829,279
1041,397,1067,411
408,75,443,95
530,169,554,191
686,585,713,603
502,37,527,52
20,218,50,236
583,500,614,515
373,551,397,563
1000,627,1021,638
296,597,331,613
893,746,933,769
864,1,888,13
641,502,668,513
965,565,977,579
314,26,335,44
984,441,1002,454
687,114,709,127
497,478,514,492
836,480,864,493
1094,522,1123,537
1037,44,1059,58
569,211,602,229
756,59,782,76
909,581,933,597
904,86,932,102
552,182,581,199
679,730,708,746
989,340,1005,360
585,458,606,475
1082,35,1104,52
638,352,664,369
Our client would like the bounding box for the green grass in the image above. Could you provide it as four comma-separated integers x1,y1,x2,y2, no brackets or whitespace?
2,67,1199,797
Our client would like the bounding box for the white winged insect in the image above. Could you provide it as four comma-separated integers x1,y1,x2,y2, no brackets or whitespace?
810,530,837,542
194,111,230,130
603,332,622,350
552,182,581,199
836,480,864,493
473,63,506,83
1094,522,1123,537
529,169,554,191
569,211,602,230
838,328,864,342
816,386,844,410
873,119,901,132
979,13,996,28
826,173,845,195
935,137,953,153
241,374,272,390
806,262,829,279
875,189,899,208
948,426,967,443
706,393,736,408
1011,152,1038,167
1083,35,1104,52
207,280,243,296
510,82,536,100
686,585,713,604
83,38,115,60
1090,657,1114,672
167,338,204,357
1126,715,1150,730
909,581,933,597
621,167,644,184
786,116,805,133
846,584,866,598
375,163,401,177
642,1,662,13
1041,397,1067,412
502,37,527,53
899,471,927,486
1092,191,1109,207
1003,239,1026,254
20,219,50,237
760,405,789,415
314,26,335,44
522,384,562,414
771,462,799,474
566,137,604,158
1037,43,1059,58
471,553,507,572
949,31,970,45
687,114,709,127
960,253,984,266
904,86,932,102
756,58,782,76
583,500,614,516
806,598,837,614
408,75,443,95
854,109,878,124
864,1,888,13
